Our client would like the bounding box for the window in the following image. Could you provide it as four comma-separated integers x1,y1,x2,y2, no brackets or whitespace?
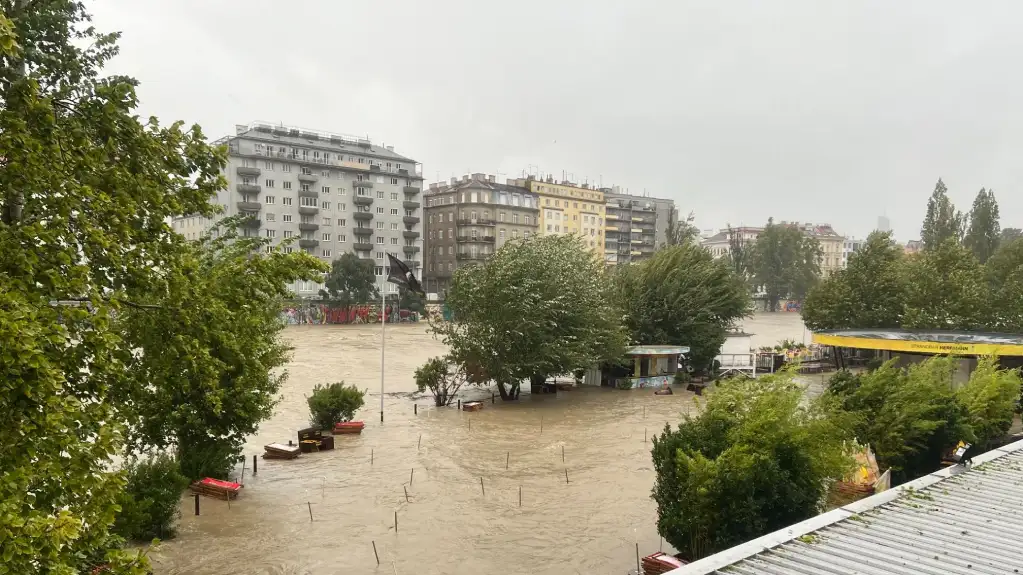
282,197,293,206
321,169,330,177
448,246,454,255
338,234,346,242
338,203,347,211
321,201,330,209
264,161,274,171
301,184,311,192
513,214,519,224
390,223,398,230
391,192,399,201
374,266,383,276
265,196,276,205
524,231,530,240
376,207,384,214
283,230,294,238
301,167,312,175
337,218,346,226
376,251,384,260
322,186,330,194
447,262,453,271
300,197,316,207
283,247,294,254
390,208,399,216
448,213,453,222
265,246,274,254
499,230,505,240
390,237,398,245
282,164,291,172
283,214,292,223
322,217,331,226
376,236,384,244
513,230,519,239
376,190,385,199
283,181,292,190
547,224,552,232
338,188,347,196
321,233,331,241
266,213,276,222
322,249,331,258
265,229,276,239
376,221,384,229
448,228,453,238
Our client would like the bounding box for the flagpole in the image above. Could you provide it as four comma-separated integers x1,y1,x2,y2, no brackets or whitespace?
380,273,386,424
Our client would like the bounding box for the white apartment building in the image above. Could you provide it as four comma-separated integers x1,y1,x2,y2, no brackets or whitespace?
172,122,423,298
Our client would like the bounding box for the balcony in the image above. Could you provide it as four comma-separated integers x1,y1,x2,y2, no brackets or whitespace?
403,216,420,225
456,252,491,261
456,235,495,243
354,180,374,188
353,211,373,221
298,222,319,232
239,217,261,229
403,245,421,253
298,205,319,215
403,230,420,240
353,195,374,206
456,218,495,226
353,227,373,236
403,186,420,195
402,200,420,210
298,173,318,183
236,166,260,177
298,188,318,198
299,238,319,249
236,200,261,212
237,183,261,194
354,242,374,251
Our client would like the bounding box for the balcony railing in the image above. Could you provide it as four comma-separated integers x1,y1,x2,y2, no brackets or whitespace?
237,183,261,194
456,235,495,243
402,200,420,210
354,180,374,188
236,201,261,212
353,242,373,251
353,211,373,221
456,218,495,226
298,188,318,198
353,227,373,236
298,173,318,183
456,252,492,261
403,230,420,239
298,238,320,249
403,216,420,225
239,217,261,229
236,166,261,177
298,206,319,215
298,222,319,232
403,245,421,253
353,195,374,206
403,186,421,195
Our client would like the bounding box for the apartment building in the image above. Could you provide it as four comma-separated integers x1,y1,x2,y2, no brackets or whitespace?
602,189,676,265
507,176,605,258
701,226,764,259
785,222,845,276
171,122,424,297
841,237,865,268
422,173,539,295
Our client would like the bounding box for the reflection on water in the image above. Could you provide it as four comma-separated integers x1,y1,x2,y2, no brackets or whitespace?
150,313,807,575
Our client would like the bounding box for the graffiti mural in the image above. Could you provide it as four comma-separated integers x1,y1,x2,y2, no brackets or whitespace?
783,300,802,312
278,303,421,325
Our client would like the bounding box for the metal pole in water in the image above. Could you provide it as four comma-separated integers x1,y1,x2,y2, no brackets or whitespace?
380,286,386,423
635,543,640,574
403,485,410,503
394,511,398,533
253,454,258,475
480,477,485,496
372,541,380,565
506,451,509,470
194,494,199,516
565,468,569,484
409,468,414,486
307,501,313,522
518,485,522,507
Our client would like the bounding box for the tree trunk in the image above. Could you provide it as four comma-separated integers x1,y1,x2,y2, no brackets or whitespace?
496,380,510,400
510,381,520,399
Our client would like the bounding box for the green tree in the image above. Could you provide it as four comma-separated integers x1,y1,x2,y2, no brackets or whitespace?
115,226,326,479
0,2,221,572
999,227,1022,245
725,224,753,281
802,231,906,330
901,240,988,331
664,210,699,247
985,237,1023,331
615,243,750,372
751,219,822,311
414,356,469,406
307,382,366,430
436,235,627,400
319,252,379,307
921,178,964,250
651,373,853,561
113,455,190,542
826,358,974,484
957,356,1022,449
963,188,1001,263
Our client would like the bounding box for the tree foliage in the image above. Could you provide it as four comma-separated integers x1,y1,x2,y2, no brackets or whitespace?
901,240,988,331
802,232,906,331
725,224,754,282
751,218,822,311
963,188,1001,264
414,356,468,406
615,243,750,371
0,2,225,572
112,455,190,542
319,252,379,307
664,210,699,247
985,238,1023,332
921,178,964,250
307,382,366,429
436,234,627,400
115,226,325,479
999,227,1022,245
652,373,853,561
956,356,1022,449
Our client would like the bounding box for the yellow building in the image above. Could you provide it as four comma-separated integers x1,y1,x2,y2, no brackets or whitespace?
509,176,605,256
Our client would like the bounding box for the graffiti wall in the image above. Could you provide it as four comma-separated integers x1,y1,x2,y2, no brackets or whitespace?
278,304,422,325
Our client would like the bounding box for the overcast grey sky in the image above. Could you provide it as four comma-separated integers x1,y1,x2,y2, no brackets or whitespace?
90,0,1023,241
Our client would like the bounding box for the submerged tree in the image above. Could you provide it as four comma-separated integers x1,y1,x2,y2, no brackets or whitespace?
652,373,854,561
0,2,223,571
414,356,469,406
436,234,627,400
115,225,325,479
616,243,750,371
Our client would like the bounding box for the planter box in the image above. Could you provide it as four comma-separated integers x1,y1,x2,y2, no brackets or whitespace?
263,443,301,459
189,477,242,500
333,421,365,435
462,401,484,412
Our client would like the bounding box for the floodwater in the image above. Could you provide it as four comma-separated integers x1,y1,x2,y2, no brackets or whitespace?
150,313,807,575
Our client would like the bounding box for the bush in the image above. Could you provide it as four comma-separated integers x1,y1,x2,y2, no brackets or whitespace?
308,382,365,429
414,356,467,407
178,441,242,481
652,372,854,561
957,356,1022,448
113,455,190,541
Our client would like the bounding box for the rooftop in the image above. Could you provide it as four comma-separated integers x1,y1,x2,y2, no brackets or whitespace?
425,173,535,196
216,121,419,164
666,438,1023,575
813,329,1023,356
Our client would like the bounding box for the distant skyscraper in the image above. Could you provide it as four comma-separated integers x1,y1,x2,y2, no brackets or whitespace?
877,215,891,233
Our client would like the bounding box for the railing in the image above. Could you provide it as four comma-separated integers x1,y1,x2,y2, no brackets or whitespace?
456,218,495,226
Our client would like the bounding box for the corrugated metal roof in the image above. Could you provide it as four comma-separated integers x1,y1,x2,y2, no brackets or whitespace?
666,439,1023,575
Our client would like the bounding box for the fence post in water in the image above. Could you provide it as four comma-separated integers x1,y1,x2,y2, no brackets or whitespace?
414,404,418,415
644,428,647,443
307,501,313,522
372,448,374,465
394,511,398,533
372,541,380,566
506,451,509,470
480,477,485,496
418,434,422,451
252,454,258,475
403,485,410,503
635,543,640,574
492,392,495,403
519,485,522,507
458,399,461,410
409,468,414,486
562,445,565,463
643,405,646,419
194,494,199,516
540,416,543,435
565,468,569,484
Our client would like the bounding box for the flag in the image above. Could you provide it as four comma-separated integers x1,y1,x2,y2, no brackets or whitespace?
386,253,425,295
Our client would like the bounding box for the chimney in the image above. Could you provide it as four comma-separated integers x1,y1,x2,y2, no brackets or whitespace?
450,177,458,185
472,172,486,182
462,175,470,182
235,124,247,135
386,145,394,152
429,182,439,190
488,175,495,183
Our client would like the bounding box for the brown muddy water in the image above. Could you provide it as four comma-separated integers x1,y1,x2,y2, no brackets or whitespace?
150,313,808,575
